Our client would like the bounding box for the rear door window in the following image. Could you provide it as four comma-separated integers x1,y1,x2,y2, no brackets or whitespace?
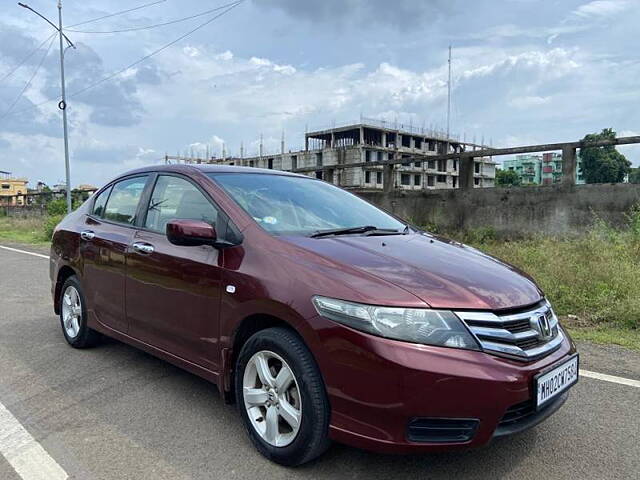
103,176,149,225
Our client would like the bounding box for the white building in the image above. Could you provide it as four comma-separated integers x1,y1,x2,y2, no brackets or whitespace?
181,119,496,190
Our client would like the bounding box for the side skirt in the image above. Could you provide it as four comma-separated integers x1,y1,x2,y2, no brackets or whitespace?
89,313,222,390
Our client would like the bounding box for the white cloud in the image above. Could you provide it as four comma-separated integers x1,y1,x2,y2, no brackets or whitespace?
573,0,630,18
183,46,200,57
215,50,234,61
508,95,551,108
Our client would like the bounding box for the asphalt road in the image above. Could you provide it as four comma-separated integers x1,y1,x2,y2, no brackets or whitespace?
0,244,639,480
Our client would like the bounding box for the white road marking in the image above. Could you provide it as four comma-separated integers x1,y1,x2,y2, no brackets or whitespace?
581,369,640,388
0,245,49,259
0,402,68,480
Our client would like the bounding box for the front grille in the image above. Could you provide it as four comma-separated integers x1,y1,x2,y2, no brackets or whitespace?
516,337,543,350
455,301,563,361
407,418,479,443
503,318,531,333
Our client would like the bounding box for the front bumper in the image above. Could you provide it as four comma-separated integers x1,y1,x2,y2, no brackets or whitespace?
310,315,576,454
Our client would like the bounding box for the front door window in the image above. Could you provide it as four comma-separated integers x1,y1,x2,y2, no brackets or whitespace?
144,175,218,233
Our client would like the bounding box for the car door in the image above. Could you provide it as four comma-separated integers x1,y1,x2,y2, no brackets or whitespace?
81,175,150,334
125,173,224,370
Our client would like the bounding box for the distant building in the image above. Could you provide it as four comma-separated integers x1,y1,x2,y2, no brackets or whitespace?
502,153,585,185
0,171,29,206
31,181,48,193
173,119,496,190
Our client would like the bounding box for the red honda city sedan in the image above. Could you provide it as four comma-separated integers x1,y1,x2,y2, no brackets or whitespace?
50,165,578,465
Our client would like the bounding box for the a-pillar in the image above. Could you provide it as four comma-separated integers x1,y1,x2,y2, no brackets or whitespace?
562,146,577,185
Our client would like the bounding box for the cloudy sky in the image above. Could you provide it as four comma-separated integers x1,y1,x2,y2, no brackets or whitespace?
0,0,639,187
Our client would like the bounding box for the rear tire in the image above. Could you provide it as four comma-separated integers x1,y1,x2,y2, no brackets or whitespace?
59,275,100,348
234,327,331,466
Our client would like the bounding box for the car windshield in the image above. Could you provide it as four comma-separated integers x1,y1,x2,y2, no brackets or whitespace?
207,173,406,236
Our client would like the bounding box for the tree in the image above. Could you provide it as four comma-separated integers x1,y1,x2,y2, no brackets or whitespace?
495,168,521,187
579,128,630,184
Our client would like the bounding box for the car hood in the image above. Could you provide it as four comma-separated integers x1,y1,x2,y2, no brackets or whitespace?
281,233,543,310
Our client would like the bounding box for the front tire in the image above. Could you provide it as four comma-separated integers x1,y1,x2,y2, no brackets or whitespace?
59,275,100,348
234,327,331,466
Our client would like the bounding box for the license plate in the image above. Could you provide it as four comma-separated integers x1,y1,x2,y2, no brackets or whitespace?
535,354,579,409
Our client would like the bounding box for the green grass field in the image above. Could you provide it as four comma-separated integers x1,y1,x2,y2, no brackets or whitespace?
0,216,52,244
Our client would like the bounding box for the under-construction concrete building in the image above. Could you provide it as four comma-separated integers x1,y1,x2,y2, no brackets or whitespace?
172,119,496,190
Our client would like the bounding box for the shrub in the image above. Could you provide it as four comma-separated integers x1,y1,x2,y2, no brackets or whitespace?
46,198,68,216
422,222,441,234
41,214,64,241
46,197,82,216
625,203,640,240
462,226,497,244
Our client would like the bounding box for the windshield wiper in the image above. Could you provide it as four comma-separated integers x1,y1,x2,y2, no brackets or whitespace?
310,225,401,238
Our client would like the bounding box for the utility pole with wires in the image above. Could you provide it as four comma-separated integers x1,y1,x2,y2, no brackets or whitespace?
446,44,452,143
18,1,75,213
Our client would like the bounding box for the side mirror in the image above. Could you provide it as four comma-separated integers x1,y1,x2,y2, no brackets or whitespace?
166,219,217,247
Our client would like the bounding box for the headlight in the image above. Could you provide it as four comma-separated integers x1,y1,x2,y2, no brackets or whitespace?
312,296,480,350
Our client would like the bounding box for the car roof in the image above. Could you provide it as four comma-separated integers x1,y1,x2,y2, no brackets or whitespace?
119,164,306,178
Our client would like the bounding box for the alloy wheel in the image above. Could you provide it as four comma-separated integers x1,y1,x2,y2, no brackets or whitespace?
242,350,302,447
61,285,82,339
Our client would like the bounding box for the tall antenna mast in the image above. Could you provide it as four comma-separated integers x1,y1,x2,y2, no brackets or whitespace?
259,133,263,159
447,45,452,141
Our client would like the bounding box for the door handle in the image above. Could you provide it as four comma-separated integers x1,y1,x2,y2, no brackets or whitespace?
132,242,154,254
80,230,95,240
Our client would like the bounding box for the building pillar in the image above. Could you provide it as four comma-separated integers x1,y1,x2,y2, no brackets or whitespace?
305,136,309,151
562,146,577,185
330,132,335,148
459,156,474,190
382,132,387,147
359,127,364,145
383,164,394,193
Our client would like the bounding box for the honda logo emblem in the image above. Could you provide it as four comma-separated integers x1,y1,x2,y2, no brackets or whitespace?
536,314,552,339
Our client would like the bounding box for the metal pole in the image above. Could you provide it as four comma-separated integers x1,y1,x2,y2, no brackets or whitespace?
446,45,451,141
58,0,72,213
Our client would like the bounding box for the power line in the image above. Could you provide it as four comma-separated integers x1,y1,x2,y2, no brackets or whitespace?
2,97,52,118
0,33,56,84
66,1,241,34
69,1,243,98
66,0,167,28
2,0,244,119
0,35,56,120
